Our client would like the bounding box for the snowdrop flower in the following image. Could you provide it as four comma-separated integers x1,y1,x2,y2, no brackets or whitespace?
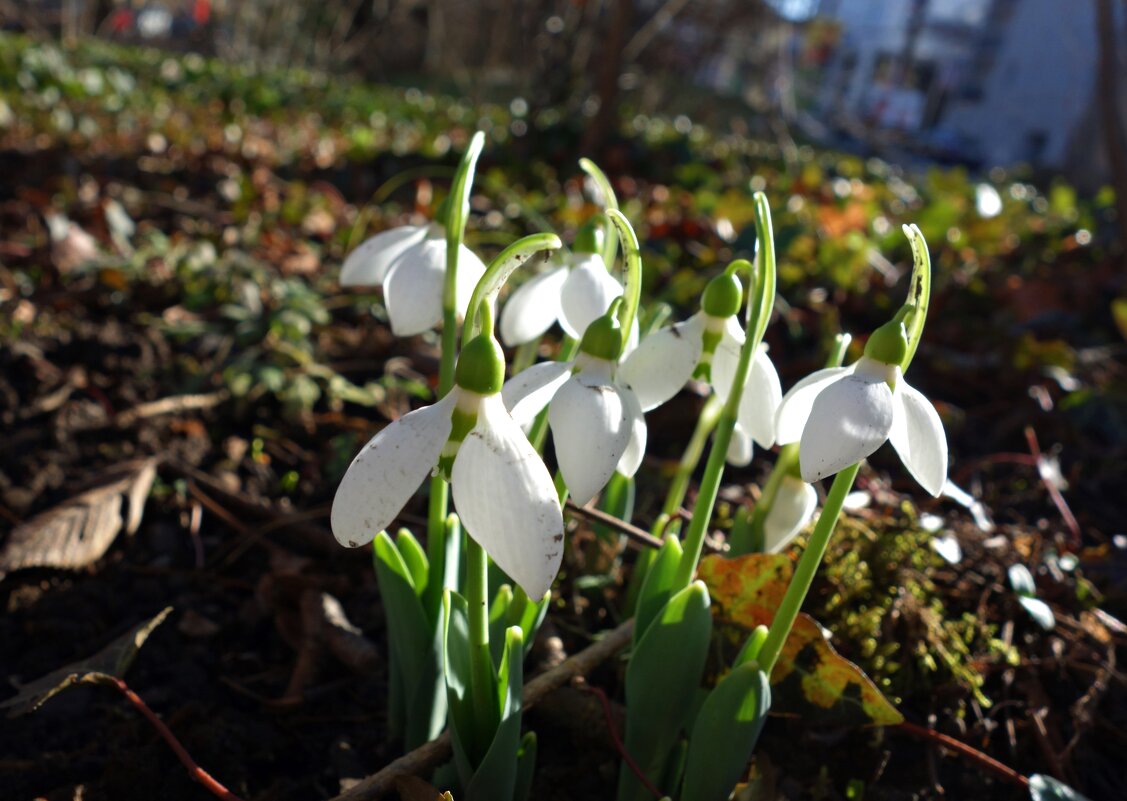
774,309,947,495
500,215,635,347
502,303,646,506
620,269,782,452
332,333,564,598
763,474,818,553
340,219,486,337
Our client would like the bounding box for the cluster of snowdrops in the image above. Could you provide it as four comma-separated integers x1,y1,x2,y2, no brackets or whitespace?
329,134,946,801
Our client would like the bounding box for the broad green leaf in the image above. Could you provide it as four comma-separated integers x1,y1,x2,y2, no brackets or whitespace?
681,663,771,801
506,585,549,659
463,627,525,801
489,584,514,667
699,554,903,727
444,590,476,784
513,731,538,801
374,532,445,746
633,534,684,646
618,581,712,801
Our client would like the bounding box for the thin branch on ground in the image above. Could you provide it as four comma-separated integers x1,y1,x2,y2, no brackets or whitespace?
896,720,1030,790
326,617,636,801
107,676,247,801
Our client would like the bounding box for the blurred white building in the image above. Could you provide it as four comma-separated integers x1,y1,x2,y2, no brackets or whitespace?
815,0,1122,171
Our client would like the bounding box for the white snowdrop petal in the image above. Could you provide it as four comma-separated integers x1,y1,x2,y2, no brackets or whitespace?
737,348,783,449
549,375,631,506
799,370,895,483
331,394,456,548
451,395,564,599
709,316,747,402
501,361,572,429
454,244,488,321
559,253,623,339
340,225,428,286
382,237,447,336
499,265,568,346
889,380,948,497
763,476,818,553
774,366,853,445
726,424,754,467
618,315,703,411
616,386,648,477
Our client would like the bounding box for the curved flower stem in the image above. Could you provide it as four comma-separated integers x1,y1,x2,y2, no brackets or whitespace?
756,462,860,675
426,132,485,602
661,394,723,519
672,192,776,591
579,157,620,269
604,209,642,354
463,232,563,346
466,536,498,749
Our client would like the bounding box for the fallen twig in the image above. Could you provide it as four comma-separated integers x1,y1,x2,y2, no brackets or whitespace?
565,500,663,550
896,720,1030,790
107,676,247,801
326,617,635,801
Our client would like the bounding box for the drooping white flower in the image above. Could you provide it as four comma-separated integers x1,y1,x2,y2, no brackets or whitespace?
499,216,636,348
341,221,486,337
501,311,646,506
619,271,782,455
774,315,947,495
332,334,564,598
763,475,818,552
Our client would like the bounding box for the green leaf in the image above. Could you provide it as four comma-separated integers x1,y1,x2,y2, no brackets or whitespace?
375,533,445,747
506,585,548,659
444,590,476,784
595,473,635,542
463,627,525,801
395,528,429,599
1029,775,1093,801
680,663,771,801
489,584,514,667
633,534,684,646
618,581,713,801
513,731,538,801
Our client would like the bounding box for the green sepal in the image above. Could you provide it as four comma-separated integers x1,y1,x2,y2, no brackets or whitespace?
438,406,479,480
461,626,526,801
456,334,506,394
574,214,607,255
578,298,625,361
701,272,743,318
680,662,771,801
374,531,445,747
617,581,713,801
395,528,429,599
633,534,685,647
693,325,724,382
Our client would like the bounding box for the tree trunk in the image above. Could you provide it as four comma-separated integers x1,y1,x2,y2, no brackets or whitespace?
580,0,634,158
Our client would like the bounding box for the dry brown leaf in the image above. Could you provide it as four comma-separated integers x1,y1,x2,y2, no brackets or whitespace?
0,457,159,579
0,606,172,717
